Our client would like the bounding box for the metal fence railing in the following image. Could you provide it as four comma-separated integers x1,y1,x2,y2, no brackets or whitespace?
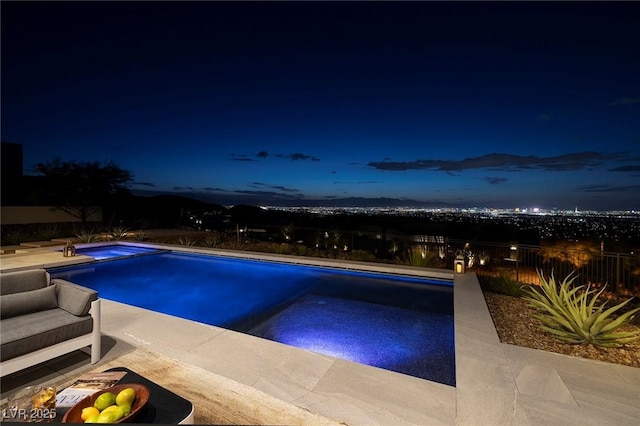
191,221,640,295
446,239,639,295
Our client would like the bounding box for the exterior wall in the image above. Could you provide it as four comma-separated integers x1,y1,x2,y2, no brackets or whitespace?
0,206,102,225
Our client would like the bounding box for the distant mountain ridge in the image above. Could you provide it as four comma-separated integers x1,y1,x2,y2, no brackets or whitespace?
131,190,456,208
272,197,457,208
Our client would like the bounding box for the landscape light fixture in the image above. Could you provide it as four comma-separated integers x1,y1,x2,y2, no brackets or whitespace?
454,251,465,274
510,243,519,261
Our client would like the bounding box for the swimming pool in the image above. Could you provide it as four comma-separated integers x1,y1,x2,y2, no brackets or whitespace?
60,245,163,260
50,251,455,386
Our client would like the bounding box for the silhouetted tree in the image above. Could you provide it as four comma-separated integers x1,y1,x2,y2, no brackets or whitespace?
34,159,132,224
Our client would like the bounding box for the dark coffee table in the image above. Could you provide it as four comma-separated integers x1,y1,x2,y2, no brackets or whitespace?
55,367,194,424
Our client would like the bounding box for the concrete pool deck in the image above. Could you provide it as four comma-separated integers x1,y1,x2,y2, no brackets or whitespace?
1,244,639,425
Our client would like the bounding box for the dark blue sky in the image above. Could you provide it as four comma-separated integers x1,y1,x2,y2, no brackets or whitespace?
2,1,639,210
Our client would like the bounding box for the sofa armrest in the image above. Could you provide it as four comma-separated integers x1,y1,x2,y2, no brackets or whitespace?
52,279,98,316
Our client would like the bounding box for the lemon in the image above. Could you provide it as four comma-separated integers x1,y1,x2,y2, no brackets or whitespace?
96,410,121,424
115,388,136,407
81,406,100,421
119,403,132,417
101,405,125,421
84,414,100,423
93,392,116,411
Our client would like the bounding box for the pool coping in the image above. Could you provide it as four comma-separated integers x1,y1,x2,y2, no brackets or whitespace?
2,242,639,424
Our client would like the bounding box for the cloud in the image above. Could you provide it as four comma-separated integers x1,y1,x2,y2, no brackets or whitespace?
485,177,507,184
333,181,378,184
609,165,640,172
131,181,156,187
577,184,640,193
229,153,253,161
202,187,229,192
233,190,301,199
276,152,320,161
271,185,299,193
199,184,340,200
233,151,320,161
610,97,640,106
173,186,194,190
251,182,302,194
368,152,628,172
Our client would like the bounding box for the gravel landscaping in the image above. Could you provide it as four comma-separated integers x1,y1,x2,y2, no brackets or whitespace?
484,291,640,368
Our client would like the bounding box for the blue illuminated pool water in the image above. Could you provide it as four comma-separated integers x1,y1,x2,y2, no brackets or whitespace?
63,245,162,260
50,251,455,386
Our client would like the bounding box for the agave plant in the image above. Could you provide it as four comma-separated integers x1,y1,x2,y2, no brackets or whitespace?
177,236,197,246
132,231,148,241
106,226,130,241
488,269,523,297
399,246,440,268
75,229,100,243
200,232,220,248
37,224,62,241
521,270,640,347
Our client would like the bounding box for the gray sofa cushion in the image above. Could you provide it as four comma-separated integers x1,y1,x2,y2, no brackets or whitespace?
0,269,49,295
52,279,97,316
0,285,58,319
0,308,93,361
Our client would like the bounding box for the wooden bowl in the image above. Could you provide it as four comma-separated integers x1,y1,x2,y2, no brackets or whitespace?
61,383,149,423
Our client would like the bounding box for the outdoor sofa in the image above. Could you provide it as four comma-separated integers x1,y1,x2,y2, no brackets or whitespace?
0,269,101,377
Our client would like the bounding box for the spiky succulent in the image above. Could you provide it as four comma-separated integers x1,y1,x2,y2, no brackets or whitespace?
75,229,100,243
177,236,197,246
521,271,640,347
106,226,129,241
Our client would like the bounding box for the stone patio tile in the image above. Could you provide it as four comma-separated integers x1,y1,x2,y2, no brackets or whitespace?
455,329,510,363
520,393,640,426
455,354,512,387
558,370,640,419
301,395,437,426
513,364,576,405
610,363,640,386
100,300,225,351
455,315,501,341
288,391,332,410
311,359,455,425
502,344,621,383
454,353,524,425
457,386,530,426
182,330,336,402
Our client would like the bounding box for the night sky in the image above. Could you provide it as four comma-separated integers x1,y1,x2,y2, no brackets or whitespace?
2,1,639,211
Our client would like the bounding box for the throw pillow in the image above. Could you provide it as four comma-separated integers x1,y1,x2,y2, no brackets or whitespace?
53,279,97,316
0,285,58,319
